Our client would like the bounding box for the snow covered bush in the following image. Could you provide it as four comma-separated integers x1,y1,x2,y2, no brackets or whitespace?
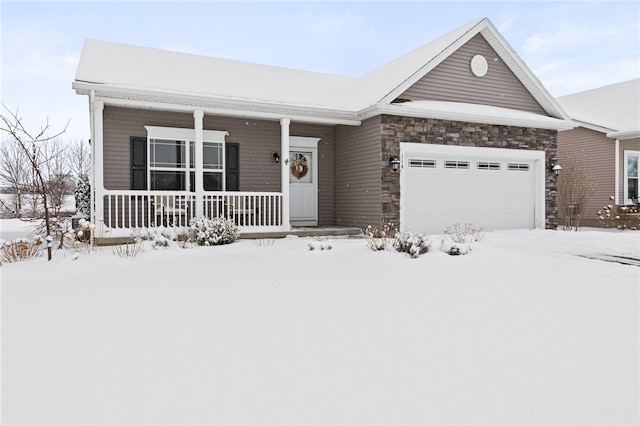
363,222,396,251
1,236,43,263
186,216,239,246
393,231,431,258
442,223,484,256
132,228,172,249
596,196,639,230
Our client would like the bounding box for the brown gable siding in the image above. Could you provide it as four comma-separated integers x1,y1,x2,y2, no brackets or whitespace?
557,127,614,224
334,117,382,228
399,34,546,115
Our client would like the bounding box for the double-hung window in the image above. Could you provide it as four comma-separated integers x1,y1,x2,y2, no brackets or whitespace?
625,151,639,203
145,126,228,192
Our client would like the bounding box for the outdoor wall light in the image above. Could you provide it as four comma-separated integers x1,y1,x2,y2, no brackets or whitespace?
551,164,562,176
389,156,401,171
273,152,280,163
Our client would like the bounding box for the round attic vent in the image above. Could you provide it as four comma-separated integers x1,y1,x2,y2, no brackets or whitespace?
470,55,488,77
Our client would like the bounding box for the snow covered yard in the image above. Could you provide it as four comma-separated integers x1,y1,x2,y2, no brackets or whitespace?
1,224,639,425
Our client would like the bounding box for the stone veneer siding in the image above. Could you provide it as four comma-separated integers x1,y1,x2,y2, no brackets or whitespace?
380,115,559,230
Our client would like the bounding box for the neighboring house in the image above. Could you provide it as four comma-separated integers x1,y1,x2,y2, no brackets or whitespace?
72,17,573,235
557,79,640,226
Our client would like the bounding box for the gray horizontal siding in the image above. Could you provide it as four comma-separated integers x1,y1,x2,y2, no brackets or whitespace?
335,117,382,229
400,34,546,115
557,127,614,220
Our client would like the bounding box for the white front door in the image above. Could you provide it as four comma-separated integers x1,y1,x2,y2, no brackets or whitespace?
289,137,319,226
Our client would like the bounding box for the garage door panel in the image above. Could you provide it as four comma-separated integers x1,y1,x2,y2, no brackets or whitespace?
401,145,540,234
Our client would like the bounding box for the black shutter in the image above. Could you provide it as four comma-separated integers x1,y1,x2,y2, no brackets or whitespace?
225,143,239,191
130,136,147,190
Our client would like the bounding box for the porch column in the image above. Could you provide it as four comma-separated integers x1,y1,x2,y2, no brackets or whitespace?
615,138,620,205
281,117,291,231
92,97,105,227
194,110,204,217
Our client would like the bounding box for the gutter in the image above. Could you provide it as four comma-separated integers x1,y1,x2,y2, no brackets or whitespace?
360,104,575,131
72,81,362,126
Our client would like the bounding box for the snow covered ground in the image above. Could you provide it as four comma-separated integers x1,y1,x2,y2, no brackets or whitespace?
1,219,639,425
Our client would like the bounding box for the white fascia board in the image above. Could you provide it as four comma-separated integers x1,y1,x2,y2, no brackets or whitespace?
607,129,640,140
566,119,616,135
478,23,571,122
361,104,575,131
144,126,228,142
73,81,362,126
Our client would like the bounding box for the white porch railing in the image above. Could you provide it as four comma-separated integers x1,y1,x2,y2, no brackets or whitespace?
100,190,283,231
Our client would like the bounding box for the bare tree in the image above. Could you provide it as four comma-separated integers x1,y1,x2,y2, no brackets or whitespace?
557,155,596,231
67,138,91,180
0,139,30,215
0,106,69,260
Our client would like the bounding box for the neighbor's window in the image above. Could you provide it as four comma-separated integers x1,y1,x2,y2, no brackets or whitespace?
625,151,639,202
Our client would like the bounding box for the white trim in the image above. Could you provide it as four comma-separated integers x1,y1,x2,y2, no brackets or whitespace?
194,111,204,216
92,99,105,226
73,83,363,126
623,150,640,204
360,104,574,131
280,118,291,231
615,139,620,205
144,126,228,142
399,143,546,230
608,129,640,140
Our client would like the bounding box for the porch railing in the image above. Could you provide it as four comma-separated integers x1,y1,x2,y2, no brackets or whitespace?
100,190,283,231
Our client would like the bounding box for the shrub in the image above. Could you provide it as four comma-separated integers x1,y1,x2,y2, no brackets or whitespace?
442,223,484,256
363,222,396,251
112,238,144,258
443,223,484,244
1,236,44,263
393,231,431,258
186,216,239,246
596,196,640,230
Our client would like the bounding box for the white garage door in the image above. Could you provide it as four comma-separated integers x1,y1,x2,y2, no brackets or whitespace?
400,143,545,234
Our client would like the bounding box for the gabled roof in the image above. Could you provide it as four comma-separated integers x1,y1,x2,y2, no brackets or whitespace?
556,79,640,138
73,17,572,129
356,18,569,121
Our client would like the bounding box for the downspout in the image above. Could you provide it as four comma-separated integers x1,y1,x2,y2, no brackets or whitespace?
89,90,96,242
615,138,620,205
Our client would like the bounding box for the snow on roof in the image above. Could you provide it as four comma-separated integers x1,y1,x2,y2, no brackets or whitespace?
75,40,357,110
556,79,640,133
74,18,568,123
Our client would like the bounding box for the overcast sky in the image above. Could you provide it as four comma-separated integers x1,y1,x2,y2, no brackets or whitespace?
1,1,639,141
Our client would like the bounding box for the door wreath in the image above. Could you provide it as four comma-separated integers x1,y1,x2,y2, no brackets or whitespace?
290,154,309,180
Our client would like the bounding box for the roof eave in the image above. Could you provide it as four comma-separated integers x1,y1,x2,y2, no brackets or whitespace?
607,129,640,140
72,81,362,126
360,104,575,131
